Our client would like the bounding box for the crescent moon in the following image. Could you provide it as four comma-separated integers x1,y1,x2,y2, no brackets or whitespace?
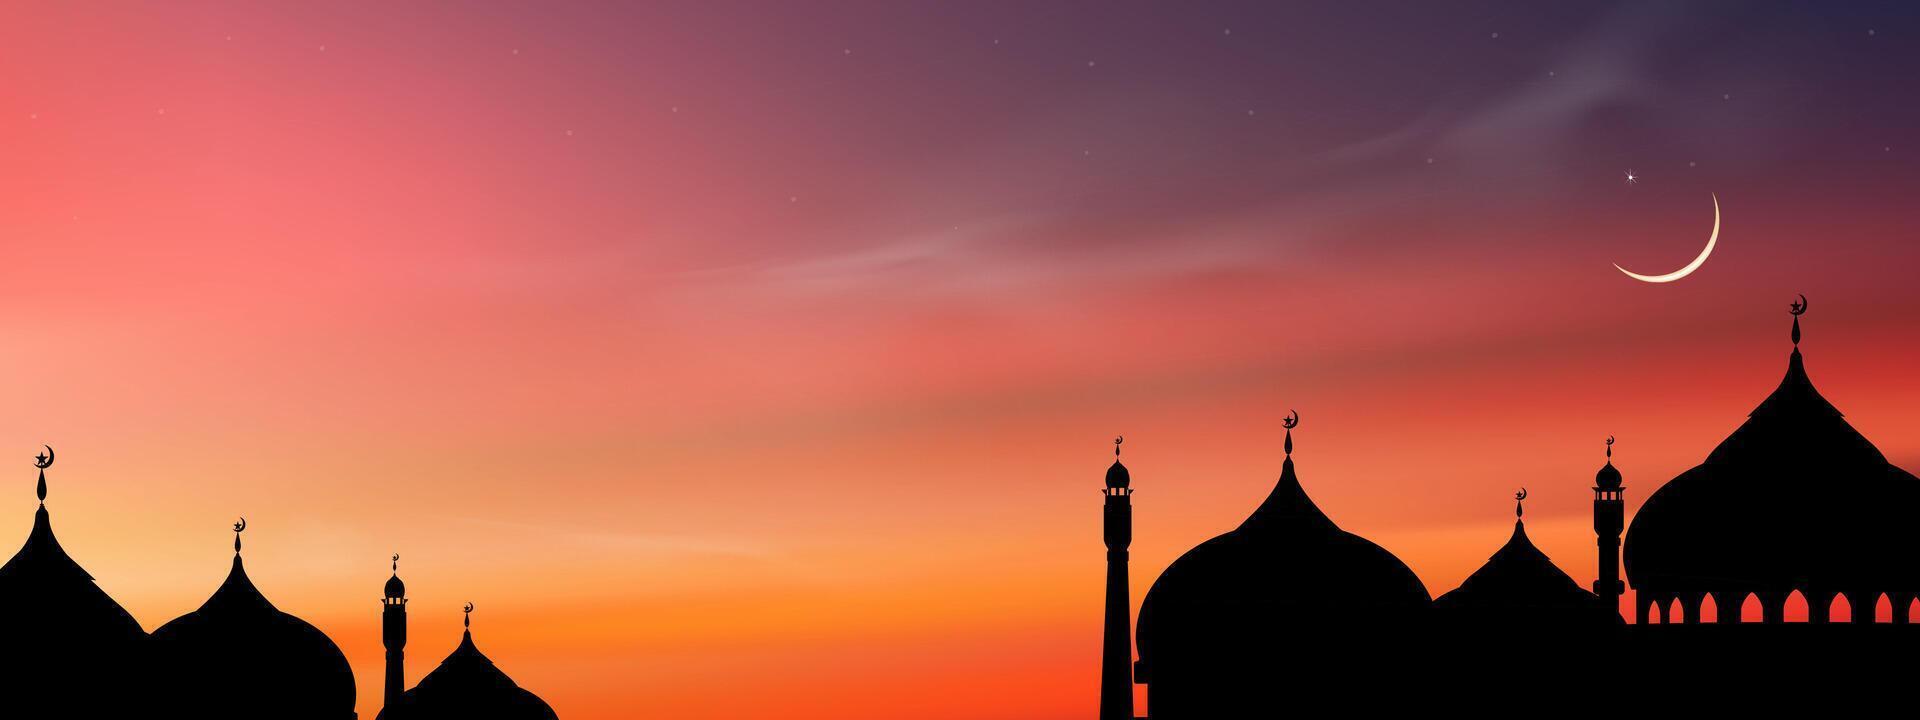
1283,410,1299,429
465,602,475,613
234,517,247,533
1516,488,1528,501
1615,194,1719,283
35,445,54,469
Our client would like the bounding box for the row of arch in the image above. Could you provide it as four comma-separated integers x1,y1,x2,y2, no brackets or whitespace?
1636,590,1920,625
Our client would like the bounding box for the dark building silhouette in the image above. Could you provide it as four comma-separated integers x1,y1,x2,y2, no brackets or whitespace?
0,449,148,716
0,450,558,717
1431,488,1618,627
1623,297,1920,624
1098,436,1132,720
1131,412,1431,717
1592,436,1625,610
1108,298,1920,717
376,603,559,720
385,554,409,710
147,520,359,719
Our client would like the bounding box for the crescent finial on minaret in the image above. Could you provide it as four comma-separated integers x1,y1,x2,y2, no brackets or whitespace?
1515,487,1528,519
1114,435,1123,459
392,553,400,572
464,602,475,629
233,516,247,554
1790,293,1807,345
1606,435,1614,459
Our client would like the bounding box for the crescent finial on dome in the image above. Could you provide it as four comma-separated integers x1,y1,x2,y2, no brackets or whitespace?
1114,435,1123,459
1790,293,1807,345
464,602,475,629
33,445,52,503
1514,488,1527,519
1282,410,1299,456
233,516,247,554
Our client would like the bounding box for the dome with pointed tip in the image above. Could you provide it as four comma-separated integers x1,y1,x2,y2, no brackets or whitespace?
377,628,558,720
1134,453,1430,684
386,573,407,599
1105,460,1130,489
0,481,150,715
1434,519,1617,624
148,553,357,719
1625,320,1920,596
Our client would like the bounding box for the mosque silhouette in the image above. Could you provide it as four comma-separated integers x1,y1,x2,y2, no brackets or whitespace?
0,452,557,718
1100,298,1920,718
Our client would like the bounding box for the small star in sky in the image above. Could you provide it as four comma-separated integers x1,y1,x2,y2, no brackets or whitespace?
1224,28,1232,36
1868,29,1877,36
1490,32,1500,39
1247,109,1256,116
1547,70,1557,77
512,48,521,55
1624,170,1639,185
1087,60,1096,67
157,108,166,115
1689,161,1698,167
28,113,36,120
320,45,328,51
564,129,574,136
1425,157,1435,164
1722,93,1731,100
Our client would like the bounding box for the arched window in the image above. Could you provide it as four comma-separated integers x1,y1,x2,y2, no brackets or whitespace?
1668,598,1684,624
1784,590,1809,622
1697,593,1718,624
1875,594,1894,623
1830,593,1853,623
1740,593,1763,623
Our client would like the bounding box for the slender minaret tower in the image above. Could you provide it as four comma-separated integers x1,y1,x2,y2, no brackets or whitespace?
1100,436,1133,720
1592,436,1625,615
383,553,409,710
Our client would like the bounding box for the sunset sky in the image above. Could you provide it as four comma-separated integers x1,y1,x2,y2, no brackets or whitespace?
6,2,1920,718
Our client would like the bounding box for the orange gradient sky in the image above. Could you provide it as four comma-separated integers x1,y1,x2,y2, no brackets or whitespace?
6,3,1920,718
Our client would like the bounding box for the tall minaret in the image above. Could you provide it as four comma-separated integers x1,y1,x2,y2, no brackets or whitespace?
383,553,409,710
1592,436,1625,615
1100,436,1133,720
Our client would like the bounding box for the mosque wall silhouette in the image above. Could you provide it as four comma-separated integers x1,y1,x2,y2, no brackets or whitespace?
1100,299,1920,718
0,451,557,718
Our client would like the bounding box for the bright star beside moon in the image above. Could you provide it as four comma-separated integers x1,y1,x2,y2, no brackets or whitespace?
1615,194,1719,283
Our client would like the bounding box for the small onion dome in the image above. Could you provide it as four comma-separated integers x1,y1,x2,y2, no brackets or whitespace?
1596,463,1622,489
149,543,357,719
377,617,558,720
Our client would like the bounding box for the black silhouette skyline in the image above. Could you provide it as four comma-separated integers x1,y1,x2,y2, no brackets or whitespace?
1102,298,1920,718
0,453,556,718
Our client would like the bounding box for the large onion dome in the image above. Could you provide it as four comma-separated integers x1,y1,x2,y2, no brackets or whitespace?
1433,492,1617,626
148,523,357,719
1133,415,1429,714
1625,299,1920,598
0,450,148,715
378,606,558,720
